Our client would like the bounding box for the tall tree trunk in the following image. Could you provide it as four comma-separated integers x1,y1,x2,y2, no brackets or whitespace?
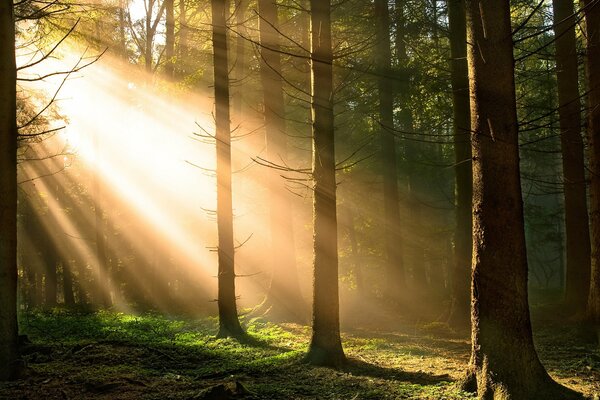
447,0,471,329
233,0,248,117
0,0,19,380
93,136,111,308
304,0,346,368
552,0,591,313
375,0,405,304
257,0,306,321
62,258,75,307
164,0,175,78
395,0,424,296
177,0,189,78
463,1,581,398
44,245,58,308
212,0,244,338
585,0,600,341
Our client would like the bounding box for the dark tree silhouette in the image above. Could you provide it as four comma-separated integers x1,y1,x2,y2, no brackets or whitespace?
447,0,471,329
552,0,590,313
463,0,582,398
212,0,244,339
304,0,346,368
0,0,19,380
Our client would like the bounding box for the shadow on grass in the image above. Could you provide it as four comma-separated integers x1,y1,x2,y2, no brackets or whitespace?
343,357,452,385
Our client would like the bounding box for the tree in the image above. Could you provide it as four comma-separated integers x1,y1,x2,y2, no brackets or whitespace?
212,0,245,339
585,0,600,340
463,0,582,398
552,0,590,313
256,0,307,321
375,0,405,304
304,0,346,368
447,0,471,329
0,0,19,380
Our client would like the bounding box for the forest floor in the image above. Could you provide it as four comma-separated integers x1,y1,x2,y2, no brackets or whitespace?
0,304,598,400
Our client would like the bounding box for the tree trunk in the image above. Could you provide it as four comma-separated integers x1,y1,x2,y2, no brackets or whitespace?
212,0,244,339
447,0,471,329
375,0,405,304
93,135,111,308
0,0,19,380
62,258,75,307
585,0,600,341
164,0,175,78
304,0,346,368
463,1,582,398
233,0,248,117
552,0,591,313
177,0,189,78
257,0,307,322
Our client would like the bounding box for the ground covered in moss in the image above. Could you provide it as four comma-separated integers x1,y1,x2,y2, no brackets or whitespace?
0,308,597,399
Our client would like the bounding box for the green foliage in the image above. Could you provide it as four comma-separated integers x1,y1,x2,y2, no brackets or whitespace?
4,311,482,399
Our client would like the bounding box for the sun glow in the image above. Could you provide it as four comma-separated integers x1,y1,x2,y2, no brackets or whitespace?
16,45,297,312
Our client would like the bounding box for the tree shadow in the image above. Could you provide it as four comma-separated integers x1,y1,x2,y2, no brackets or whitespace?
342,357,453,386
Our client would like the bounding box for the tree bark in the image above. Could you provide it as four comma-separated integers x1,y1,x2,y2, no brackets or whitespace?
552,0,591,313
464,1,582,398
304,0,346,368
257,0,307,322
233,0,248,117
447,0,471,329
584,0,600,341
212,0,244,339
0,0,19,380
375,0,405,304
164,0,175,78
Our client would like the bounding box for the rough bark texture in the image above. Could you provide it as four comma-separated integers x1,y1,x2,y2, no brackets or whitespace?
212,0,244,339
585,0,600,340
257,0,307,322
447,0,472,329
552,0,591,313
304,0,346,368
375,0,405,303
464,1,582,398
0,0,19,380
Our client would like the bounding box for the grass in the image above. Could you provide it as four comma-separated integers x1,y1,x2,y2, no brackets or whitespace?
0,308,597,399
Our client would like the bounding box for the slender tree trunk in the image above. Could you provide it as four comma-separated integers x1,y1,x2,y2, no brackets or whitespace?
304,0,346,368
62,259,75,307
585,0,600,341
93,136,111,308
463,1,581,398
165,0,175,78
257,0,306,321
0,0,19,380
395,0,425,295
552,0,591,313
212,0,244,338
145,1,153,73
44,248,58,308
233,0,248,117
177,0,189,78
447,0,471,329
375,0,405,304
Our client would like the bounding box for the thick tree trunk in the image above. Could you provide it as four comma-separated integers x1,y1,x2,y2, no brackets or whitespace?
212,0,244,339
552,0,591,313
464,1,581,398
304,0,346,368
257,0,307,322
585,0,600,341
447,0,471,329
375,0,405,304
0,0,19,380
